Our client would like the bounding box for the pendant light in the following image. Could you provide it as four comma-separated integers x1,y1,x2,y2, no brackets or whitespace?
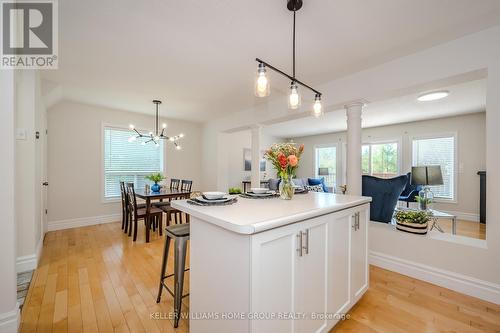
255,0,323,115
128,100,184,150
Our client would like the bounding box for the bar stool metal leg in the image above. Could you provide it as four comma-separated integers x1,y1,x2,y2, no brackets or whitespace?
173,236,188,328
156,235,171,303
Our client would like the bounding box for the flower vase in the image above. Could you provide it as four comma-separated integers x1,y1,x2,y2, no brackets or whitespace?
151,182,161,193
279,176,294,200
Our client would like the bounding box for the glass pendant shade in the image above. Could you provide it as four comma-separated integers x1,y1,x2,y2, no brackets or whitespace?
312,94,323,118
254,64,270,97
288,82,301,109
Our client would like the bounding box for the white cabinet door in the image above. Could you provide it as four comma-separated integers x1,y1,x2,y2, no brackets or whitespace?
251,222,300,333
326,211,351,328
350,207,369,302
295,217,329,333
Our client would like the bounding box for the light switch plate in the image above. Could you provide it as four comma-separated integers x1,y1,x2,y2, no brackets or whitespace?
16,128,27,140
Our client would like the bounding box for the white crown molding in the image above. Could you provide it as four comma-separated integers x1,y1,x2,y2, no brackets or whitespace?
0,306,20,332
370,251,500,305
48,214,121,232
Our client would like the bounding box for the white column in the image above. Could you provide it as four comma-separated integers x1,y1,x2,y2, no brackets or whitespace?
0,70,20,332
250,125,262,189
345,101,365,196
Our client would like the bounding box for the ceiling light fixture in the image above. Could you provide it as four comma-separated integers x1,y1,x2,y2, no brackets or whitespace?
255,0,323,116
128,100,183,150
417,90,449,102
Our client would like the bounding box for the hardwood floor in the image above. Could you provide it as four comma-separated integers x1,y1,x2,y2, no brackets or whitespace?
20,222,499,333
437,218,486,240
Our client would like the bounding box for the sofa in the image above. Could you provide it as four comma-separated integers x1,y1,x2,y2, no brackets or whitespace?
268,177,332,193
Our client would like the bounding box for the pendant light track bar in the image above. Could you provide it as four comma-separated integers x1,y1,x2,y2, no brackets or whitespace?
255,58,322,96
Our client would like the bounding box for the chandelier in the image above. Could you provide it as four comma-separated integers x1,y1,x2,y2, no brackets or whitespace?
128,100,183,149
254,0,323,117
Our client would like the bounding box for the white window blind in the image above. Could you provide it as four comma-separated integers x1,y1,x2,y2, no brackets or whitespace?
103,127,164,198
412,136,455,200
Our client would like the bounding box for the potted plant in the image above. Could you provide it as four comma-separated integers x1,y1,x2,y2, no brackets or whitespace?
264,143,304,200
394,209,430,235
415,195,432,211
145,173,165,193
228,187,242,195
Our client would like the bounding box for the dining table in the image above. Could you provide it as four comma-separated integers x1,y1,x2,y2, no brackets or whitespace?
135,188,191,242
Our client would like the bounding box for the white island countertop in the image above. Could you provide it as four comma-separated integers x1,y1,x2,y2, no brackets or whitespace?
172,192,371,235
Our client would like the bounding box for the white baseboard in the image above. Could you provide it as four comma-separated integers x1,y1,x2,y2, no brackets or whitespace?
16,235,44,273
0,306,20,333
370,251,500,305
47,213,121,232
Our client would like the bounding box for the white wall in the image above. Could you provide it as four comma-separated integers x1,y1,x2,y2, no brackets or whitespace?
202,26,500,302
0,70,20,332
293,113,486,219
226,130,278,190
47,101,202,227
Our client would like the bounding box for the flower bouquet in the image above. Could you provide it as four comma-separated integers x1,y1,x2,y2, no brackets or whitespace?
264,143,304,200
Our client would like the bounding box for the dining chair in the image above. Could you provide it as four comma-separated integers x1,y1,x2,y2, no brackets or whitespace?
180,180,193,192
120,181,127,231
121,182,146,235
170,178,180,190
126,183,164,241
159,181,193,225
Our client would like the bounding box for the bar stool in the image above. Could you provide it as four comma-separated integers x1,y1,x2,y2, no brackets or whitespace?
156,223,190,328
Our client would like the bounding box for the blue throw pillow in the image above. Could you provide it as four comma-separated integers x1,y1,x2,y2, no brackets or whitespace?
308,177,328,192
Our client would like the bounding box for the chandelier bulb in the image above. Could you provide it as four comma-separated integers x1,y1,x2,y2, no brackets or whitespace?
129,124,135,130
179,133,184,138
255,63,270,97
176,145,182,150
162,123,167,129
288,82,301,109
312,94,323,118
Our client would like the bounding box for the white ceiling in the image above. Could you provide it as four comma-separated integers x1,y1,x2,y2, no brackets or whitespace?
42,0,500,122
262,79,486,138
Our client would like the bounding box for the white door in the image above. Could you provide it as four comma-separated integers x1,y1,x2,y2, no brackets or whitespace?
295,217,329,333
350,208,369,301
327,212,351,327
251,222,300,333
41,122,48,235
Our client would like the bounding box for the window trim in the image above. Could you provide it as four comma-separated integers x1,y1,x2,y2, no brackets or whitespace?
313,143,339,188
361,137,402,178
100,122,167,204
410,132,458,204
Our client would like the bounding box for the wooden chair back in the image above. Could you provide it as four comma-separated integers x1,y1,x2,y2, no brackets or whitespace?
125,183,138,218
181,180,193,192
120,181,127,212
170,178,180,190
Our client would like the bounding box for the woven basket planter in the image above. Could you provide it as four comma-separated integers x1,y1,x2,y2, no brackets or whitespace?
396,219,428,235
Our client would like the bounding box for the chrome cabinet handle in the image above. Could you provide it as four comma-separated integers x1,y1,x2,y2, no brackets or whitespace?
297,232,303,257
302,229,309,255
352,212,360,231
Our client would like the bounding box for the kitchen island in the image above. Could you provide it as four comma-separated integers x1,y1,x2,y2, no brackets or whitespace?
172,192,371,333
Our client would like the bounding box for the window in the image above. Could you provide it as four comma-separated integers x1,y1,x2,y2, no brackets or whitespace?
314,145,337,187
362,142,399,178
103,127,164,199
412,135,455,200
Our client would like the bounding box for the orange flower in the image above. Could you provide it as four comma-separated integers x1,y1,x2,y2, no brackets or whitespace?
288,155,298,167
278,153,288,169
